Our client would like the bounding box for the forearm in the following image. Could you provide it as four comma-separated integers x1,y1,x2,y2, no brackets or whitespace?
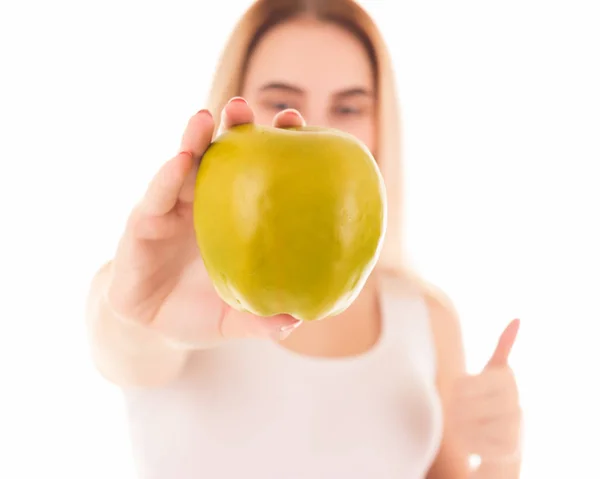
85,262,189,389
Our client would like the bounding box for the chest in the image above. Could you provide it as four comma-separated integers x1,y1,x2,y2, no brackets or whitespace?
125,343,444,478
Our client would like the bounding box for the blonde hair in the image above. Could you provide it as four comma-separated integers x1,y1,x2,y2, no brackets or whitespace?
205,0,417,285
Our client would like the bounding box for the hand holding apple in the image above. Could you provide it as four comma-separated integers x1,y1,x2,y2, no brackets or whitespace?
105,98,308,348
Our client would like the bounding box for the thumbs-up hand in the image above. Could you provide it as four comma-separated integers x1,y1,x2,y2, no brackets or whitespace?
450,319,522,463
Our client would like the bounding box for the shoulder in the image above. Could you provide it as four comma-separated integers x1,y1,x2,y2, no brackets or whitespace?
376,269,465,362
379,270,463,338
418,280,467,380
380,269,466,375
422,284,463,351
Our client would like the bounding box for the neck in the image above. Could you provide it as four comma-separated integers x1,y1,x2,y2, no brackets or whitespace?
277,274,382,358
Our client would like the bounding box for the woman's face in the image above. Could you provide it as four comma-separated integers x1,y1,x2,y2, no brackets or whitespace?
241,17,377,154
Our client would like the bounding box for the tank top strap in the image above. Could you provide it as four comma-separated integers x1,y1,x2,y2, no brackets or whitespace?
375,272,438,382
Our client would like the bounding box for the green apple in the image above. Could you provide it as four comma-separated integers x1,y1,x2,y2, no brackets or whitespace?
193,123,386,321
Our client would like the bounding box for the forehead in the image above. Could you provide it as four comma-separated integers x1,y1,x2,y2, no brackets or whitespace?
243,18,375,94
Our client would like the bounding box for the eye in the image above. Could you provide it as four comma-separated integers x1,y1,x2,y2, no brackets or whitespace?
334,105,362,115
270,101,294,111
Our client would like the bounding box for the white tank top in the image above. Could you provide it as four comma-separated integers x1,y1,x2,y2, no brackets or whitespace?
122,274,444,478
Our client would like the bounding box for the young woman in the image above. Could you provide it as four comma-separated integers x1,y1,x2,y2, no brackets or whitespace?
85,1,522,477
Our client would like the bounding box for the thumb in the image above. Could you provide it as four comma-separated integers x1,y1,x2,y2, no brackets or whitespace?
485,318,520,369
221,308,303,342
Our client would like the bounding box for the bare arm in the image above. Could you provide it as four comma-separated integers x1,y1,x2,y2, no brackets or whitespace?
85,261,189,389
425,287,522,479
425,289,470,479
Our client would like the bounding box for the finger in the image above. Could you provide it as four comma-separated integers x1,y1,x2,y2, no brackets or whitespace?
130,210,185,240
140,110,213,215
180,109,215,159
272,108,306,128
485,318,520,369
221,308,302,342
454,390,519,423
216,97,254,136
178,109,215,203
458,415,522,461
455,369,516,399
140,151,195,217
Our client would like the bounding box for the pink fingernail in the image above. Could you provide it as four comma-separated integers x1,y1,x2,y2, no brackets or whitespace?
228,96,247,105
278,108,305,126
281,108,301,116
278,320,302,341
197,108,211,116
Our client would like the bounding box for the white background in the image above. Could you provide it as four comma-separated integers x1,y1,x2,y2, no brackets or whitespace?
1,0,598,477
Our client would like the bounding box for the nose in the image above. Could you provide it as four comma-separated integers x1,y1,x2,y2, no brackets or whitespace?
304,112,331,128
298,103,331,128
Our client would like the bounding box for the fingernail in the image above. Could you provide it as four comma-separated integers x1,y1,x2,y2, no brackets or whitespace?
281,108,301,116
277,108,306,126
228,96,247,105
197,108,211,117
277,320,302,341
